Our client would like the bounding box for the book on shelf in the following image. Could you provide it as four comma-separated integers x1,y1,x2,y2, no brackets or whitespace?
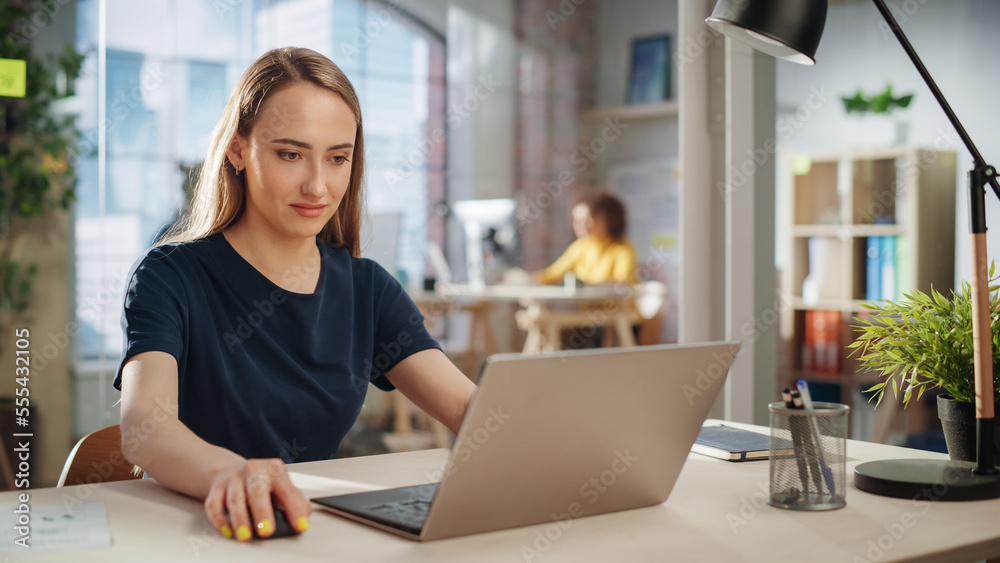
865,234,899,302
802,310,815,371
802,237,834,306
692,424,793,462
866,236,881,301
880,235,896,301
801,310,842,374
894,235,908,301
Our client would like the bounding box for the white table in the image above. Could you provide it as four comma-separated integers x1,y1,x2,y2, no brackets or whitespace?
4,425,1000,562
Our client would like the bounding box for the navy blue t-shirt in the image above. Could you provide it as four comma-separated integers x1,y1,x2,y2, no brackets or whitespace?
113,232,439,462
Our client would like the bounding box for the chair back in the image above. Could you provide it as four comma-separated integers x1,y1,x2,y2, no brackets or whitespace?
57,425,143,487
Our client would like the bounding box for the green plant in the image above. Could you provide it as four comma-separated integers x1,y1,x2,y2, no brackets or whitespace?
848,268,1000,408
842,84,914,115
0,1,84,312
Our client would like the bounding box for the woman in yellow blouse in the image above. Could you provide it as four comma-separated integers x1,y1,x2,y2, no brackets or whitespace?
537,191,638,285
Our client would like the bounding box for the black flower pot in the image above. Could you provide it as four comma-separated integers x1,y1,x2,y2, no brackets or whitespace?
937,394,1000,462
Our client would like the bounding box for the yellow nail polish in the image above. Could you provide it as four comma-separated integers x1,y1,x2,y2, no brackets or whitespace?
257,519,273,535
221,525,233,539
236,525,252,542
295,517,310,532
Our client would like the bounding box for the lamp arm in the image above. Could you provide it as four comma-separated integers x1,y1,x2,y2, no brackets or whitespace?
872,0,998,474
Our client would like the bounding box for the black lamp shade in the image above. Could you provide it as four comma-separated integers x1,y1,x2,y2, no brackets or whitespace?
706,0,828,65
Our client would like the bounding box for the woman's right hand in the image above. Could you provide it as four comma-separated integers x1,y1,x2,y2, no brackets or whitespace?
204,458,312,541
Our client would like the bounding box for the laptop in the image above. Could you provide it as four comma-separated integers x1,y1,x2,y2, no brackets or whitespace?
312,341,740,541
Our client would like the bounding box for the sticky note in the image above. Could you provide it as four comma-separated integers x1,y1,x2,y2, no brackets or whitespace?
651,233,676,250
0,58,27,98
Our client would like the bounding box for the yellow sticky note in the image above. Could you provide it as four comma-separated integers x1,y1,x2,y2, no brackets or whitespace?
0,59,28,98
651,233,676,250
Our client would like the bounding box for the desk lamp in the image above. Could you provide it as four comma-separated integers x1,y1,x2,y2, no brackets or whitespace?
706,0,1000,500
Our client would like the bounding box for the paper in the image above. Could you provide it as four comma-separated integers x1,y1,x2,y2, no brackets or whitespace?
288,472,380,498
0,58,27,98
0,503,111,552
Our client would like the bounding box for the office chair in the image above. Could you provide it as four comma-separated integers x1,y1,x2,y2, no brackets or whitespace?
57,424,143,487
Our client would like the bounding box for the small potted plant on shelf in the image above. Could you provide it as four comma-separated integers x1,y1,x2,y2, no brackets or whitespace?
848,270,1000,461
840,83,914,147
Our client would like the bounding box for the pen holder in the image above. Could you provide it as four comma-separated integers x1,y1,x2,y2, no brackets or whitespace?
768,402,849,511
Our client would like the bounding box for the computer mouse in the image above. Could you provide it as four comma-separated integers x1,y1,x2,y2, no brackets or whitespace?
255,505,298,539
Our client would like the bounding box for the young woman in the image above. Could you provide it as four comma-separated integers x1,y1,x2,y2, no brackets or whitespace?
536,191,638,286
115,47,476,542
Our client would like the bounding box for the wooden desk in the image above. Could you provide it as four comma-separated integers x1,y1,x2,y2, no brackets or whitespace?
5,427,999,562
411,283,640,355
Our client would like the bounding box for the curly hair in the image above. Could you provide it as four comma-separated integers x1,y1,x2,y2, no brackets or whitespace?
579,191,627,239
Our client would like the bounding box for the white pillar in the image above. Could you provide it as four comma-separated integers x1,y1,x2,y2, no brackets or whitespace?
723,42,776,425
678,0,725,345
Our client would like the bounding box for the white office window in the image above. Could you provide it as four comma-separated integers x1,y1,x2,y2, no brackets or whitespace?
72,0,445,428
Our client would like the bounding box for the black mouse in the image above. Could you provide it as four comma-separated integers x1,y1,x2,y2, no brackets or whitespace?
255,505,298,539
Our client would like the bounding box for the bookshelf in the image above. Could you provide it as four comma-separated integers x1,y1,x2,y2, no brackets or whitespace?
779,147,957,409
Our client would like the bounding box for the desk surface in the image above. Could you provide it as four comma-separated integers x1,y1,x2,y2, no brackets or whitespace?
4,425,999,562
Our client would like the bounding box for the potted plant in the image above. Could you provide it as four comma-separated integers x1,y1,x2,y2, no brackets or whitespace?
848,273,1000,461
841,83,914,115
840,83,914,147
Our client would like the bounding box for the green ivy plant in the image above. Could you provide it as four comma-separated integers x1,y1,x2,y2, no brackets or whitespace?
0,1,84,312
848,266,1000,409
842,84,914,115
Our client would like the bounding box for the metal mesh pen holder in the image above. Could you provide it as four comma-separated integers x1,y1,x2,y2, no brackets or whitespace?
768,402,850,511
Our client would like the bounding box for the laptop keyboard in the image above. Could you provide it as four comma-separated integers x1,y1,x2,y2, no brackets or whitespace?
313,483,440,535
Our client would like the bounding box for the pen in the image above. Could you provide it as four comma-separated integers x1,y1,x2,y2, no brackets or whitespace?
783,389,812,493
789,388,823,493
796,380,836,496
789,388,802,409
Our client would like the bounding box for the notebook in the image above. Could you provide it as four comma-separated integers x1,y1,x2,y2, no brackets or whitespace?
692,423,788,462
312,341,741,541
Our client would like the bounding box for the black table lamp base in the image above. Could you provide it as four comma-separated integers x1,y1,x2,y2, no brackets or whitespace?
854,459,1000,501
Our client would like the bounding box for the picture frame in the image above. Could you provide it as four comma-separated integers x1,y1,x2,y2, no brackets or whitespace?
627,34,671,104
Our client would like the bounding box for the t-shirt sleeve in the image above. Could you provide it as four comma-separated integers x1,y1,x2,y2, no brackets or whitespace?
368,263,441,391
113,248,187,391
611,242,639,285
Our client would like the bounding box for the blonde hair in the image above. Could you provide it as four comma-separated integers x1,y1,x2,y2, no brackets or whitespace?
158,47,366,256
